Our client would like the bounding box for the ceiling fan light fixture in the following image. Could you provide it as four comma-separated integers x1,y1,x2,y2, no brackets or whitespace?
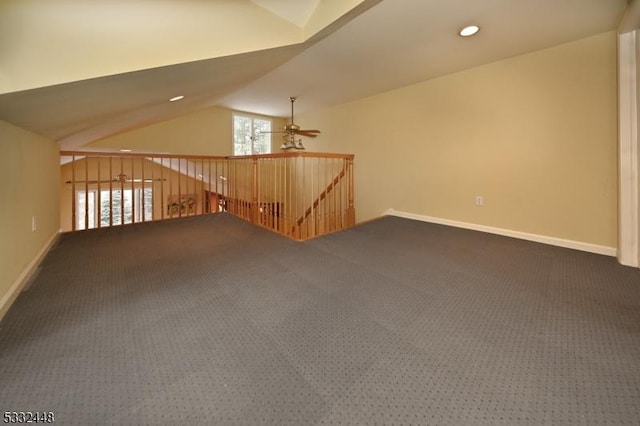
280,139,295,150
459,25,480,37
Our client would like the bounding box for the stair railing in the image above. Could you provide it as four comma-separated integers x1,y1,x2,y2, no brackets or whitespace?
61,150,354,240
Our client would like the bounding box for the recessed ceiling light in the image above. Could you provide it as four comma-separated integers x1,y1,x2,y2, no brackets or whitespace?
119,149,132,152
169,95,184,102
459,25,480,37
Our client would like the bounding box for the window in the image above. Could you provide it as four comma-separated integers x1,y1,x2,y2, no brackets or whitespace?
233,114,271,155
76,188,153,230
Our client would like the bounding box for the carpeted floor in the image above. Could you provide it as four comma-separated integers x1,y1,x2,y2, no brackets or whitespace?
1,213,639,425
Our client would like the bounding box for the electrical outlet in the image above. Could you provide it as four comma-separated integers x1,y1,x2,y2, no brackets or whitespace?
475,196,484,206
32,216,37,232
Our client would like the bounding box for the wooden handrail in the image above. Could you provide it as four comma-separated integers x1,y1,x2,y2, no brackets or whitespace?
61,150,353,160
226,152,354,160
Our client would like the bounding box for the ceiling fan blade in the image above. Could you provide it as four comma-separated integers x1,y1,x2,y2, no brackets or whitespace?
298,129,320,133
294,131,320,138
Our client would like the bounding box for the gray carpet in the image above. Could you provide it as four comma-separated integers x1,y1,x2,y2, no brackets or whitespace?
1,213,639,425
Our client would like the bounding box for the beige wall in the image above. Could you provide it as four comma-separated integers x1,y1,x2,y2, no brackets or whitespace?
299,32,618,248
87,106,286,156
0,121,60,319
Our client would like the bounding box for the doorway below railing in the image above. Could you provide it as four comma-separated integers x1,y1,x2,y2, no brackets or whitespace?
60,151,355,240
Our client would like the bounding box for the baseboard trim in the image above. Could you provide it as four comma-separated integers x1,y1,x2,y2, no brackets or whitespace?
0,230,60,322
385,209,617,257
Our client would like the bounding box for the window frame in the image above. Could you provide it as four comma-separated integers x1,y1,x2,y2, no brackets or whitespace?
232,113,272,156
76,187,153,230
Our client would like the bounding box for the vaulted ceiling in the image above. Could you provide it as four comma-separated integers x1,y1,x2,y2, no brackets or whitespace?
0,0,629,149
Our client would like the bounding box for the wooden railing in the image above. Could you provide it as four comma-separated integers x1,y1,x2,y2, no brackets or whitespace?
60,151,355,240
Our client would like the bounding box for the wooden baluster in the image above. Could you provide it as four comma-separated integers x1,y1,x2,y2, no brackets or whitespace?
130,156,135,224
178,158,183,218
324,157,328,234
257,158,262,225
214,159,219,213
270,159,274,230
141,156,145,222
84,156,89,230
347,157,355,226
235,160,238,216
301,156,306,239
285,157,289,235
231,160,233,214
109,156,113,227
97,157,101,228
279,157,283,234
320,157,324,235
169,158,174,218
312,157,316,238
232,160,236,215
332,159,336,230
192,158,197,216
274,158,277,231
200,159,205,215
189,158,192,216
71,155,76,231
150,156,155,222
208,159,212,214
230,160,234,215
119,157,125,226
295,156,299,238
246,159,249,220
337,158,342,229
252,158,258,223
161,158,166,220
262,158,266,228
193,158,197,216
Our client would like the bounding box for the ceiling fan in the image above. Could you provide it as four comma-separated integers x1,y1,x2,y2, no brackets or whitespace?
266,97,321,150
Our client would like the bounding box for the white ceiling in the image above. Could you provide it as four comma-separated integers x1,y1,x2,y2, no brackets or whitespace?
250,0,320,28
0,0,629,149
222,0,628,117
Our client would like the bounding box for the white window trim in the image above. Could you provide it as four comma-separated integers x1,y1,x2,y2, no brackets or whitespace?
618,29,640,268
232,113,272,156
76,188,152,230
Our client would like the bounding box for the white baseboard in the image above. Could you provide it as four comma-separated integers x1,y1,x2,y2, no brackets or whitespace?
385,209,617,257
0,230,60,322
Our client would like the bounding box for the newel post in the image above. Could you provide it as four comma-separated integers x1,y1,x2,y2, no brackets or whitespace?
251,157,258,224
346,157,356,226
